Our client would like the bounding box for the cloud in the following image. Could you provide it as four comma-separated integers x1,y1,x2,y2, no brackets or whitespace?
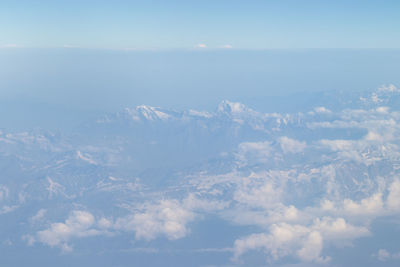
312,217,369,241
343,193,384,216
378,84,399,93
233,217,367,263
219,44,233,49
195,43,207,49
377,249,391,261
236,141,273,165
233,223,327,263
279,136,306,154
374,248,400,261
297,231,326,263
36,210,101,252
314,106,332,114
114,199,195,241
233,179,282,209
0,44,23,48
0,185,9,201
30,209,47,223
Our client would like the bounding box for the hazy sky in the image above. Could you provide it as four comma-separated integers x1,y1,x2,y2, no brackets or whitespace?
1,0,400,50
1,1,400,129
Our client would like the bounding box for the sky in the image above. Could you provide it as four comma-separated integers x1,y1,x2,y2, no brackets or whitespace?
1,0,400,50
1,1,400,130
2,3,400,266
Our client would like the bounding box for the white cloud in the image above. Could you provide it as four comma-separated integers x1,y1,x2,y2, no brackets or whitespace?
297,231,327,263
219,44,233,49
314,107,332,114
374,248,400,261
183,193,228,212
195,43,207,49
233,223,320,262
233,217,367,263
378,84,399,93
36,210,101,252
376,106,389,114
115,199,195,241
236,141,273,164
233,180,281,209
343,193,384,216
233,232,269,261
30,209,47,223
279,136,306,154
377,249,391,261
387,179,400,211
0,44,23,48
312,217,369,241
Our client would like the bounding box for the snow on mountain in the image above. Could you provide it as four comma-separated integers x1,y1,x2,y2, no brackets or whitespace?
1,86,400,266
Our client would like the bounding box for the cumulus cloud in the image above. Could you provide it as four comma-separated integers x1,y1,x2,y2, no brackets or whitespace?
297,231,327,263
233,223,326,263
387,179,400,211
36,210,101,252
343,193,384,216
233,179,282,209
314,106,332,114
278,136,306,153
236,141,273,164
233,217,367,263
114,199,195,241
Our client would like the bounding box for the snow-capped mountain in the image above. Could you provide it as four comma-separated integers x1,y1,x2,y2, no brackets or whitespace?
1,85,400,267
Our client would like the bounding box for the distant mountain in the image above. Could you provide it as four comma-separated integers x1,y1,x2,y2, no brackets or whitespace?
1,86,400,267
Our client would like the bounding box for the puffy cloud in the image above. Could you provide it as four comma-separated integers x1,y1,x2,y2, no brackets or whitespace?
236,141,273,165
233,217,367,263
312,217,369,241
32,196,218,251
233,223,323,263
233,233,269,261
115,199,195,241
297,231,327,263
234,180,281,209
36,210,100,252
279,136,306,154
343,193,384,216
314,106,332,114
387,179,400,211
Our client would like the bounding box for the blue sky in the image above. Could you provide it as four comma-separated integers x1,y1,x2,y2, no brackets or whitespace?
1,0,400,49
1,1,400,129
